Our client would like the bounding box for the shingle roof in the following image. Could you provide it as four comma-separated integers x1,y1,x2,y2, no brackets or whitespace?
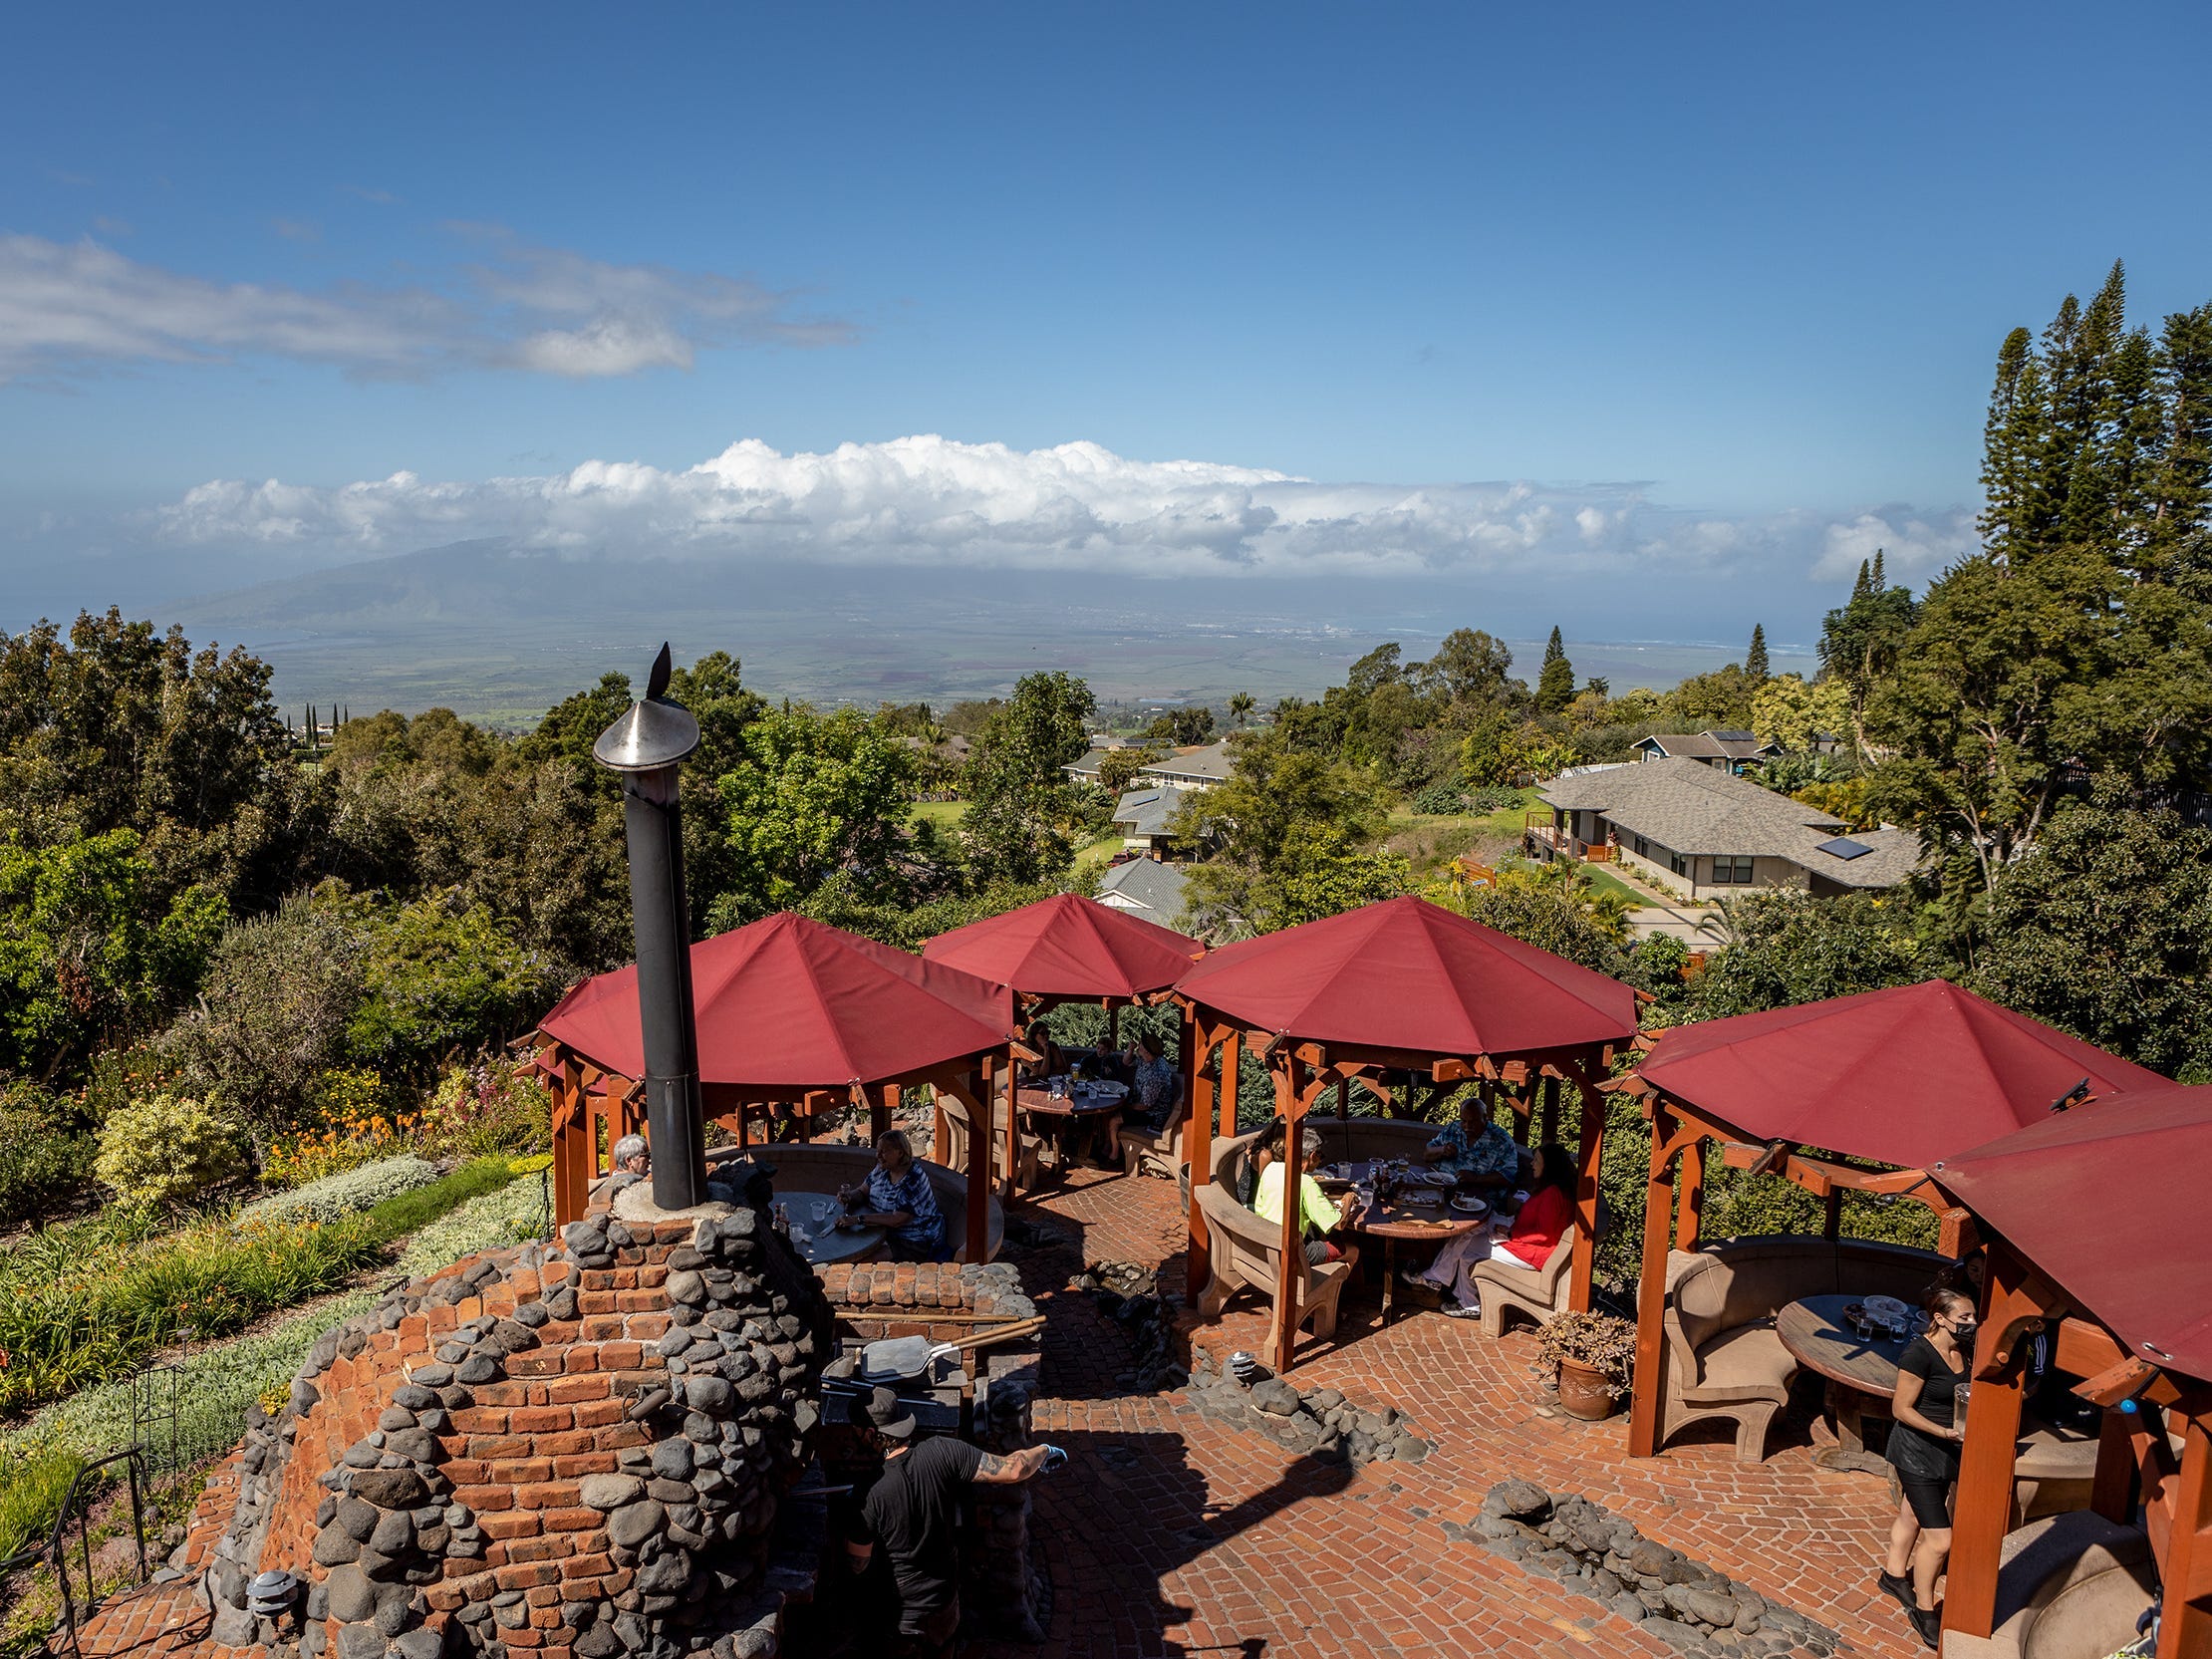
1113,788,1181,840
1065,745,1119,778
1142,739,1237,782
1095,858,1189,924
1541,758,1922,887
1637,731,1777,761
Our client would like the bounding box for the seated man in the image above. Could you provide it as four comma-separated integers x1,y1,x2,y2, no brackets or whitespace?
837,1130,949,1262
588,1133,651,1206
1252,1126,1361,1268
1108,1032,1183,1161
1420,1095,1520,1192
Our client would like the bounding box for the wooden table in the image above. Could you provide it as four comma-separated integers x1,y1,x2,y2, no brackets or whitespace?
1016,1084,1128,1172
1355,1193,1490,1322
1777,1293,1921,1477
780,1192,886,1266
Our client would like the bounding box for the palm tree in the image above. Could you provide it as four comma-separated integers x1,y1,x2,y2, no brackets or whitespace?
1228,691,1255,727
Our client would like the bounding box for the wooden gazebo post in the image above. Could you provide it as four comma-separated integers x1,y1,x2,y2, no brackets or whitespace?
1268,1045,1325,1370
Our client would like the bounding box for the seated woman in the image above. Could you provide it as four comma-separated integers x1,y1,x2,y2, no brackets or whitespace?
1107,1032,1183,1161
836,1129,949,1262
1252,1126,1361,1270
1408,1141,1574,1319
1421,1095,1521,1192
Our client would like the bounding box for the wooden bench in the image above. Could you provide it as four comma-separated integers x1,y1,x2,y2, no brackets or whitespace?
1193,1129,1351,1367
939,1092,1044,1197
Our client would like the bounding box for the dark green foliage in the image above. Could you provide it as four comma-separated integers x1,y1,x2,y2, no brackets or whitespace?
798,876,1058,955
1535,626,1575,713
1143,706,1216,745
962,672,1099,885
1745,623,1769,683
0,1081,96,1229
1972,784,2212,1079
1689,891,1923,1019
0,830,225,1078
343,891,561,1076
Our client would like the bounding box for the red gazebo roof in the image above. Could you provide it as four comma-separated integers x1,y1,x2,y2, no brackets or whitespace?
539,912,1014,1090
1635,979,2167,1172
1173,894,1638,1058
921,892,1202,1000
1934,1081,2212,1382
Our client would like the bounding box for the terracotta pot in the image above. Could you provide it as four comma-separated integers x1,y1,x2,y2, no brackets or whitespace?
1554,1356,1619,1421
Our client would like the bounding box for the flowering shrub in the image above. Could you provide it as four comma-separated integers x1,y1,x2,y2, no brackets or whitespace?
92,1091,248,1208
419,1057,551,1159
1535,1310,1639,1399
241,1155,442,1225
261,1090,428,1187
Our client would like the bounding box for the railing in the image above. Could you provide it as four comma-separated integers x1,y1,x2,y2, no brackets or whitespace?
24,1448,151,1659
1523,814,1617,862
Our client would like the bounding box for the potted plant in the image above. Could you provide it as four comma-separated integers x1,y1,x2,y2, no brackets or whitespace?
1537,1310,1636,1421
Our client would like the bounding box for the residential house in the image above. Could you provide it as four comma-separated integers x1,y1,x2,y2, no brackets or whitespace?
1632,730,1780,773
1535,758,1921,900
1112,786,1183,854
1094,855,1190,931
1137,738,1238,788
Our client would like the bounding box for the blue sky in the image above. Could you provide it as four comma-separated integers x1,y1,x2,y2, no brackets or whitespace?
5,2,2211,644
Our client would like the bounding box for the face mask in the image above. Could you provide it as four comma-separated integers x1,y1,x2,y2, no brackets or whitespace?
1950,1319,1978,1345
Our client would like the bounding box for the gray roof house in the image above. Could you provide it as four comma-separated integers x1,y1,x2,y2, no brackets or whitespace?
1112,787,1183,852
1063,742,1124,784
1138,739,1238,787
1095,857,1190,929
1632,730,1781,772
1537,758,1921,899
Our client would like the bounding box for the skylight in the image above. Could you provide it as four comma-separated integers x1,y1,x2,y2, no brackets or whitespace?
1816,836,1872,860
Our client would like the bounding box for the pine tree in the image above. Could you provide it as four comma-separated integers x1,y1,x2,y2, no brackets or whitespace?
1535,626,1575,713
2147,304,2212,597
1871,549,1886,590
1746,623,1770,683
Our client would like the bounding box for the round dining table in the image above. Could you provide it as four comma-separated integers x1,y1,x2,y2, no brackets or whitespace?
1015,1083,1128,1173
1777,1292,1922,1477
1354,1191,1491,1322
778,1191,886,1266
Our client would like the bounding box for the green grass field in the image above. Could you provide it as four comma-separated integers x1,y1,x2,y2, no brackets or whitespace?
1383,787,1542,880
910,799,968,829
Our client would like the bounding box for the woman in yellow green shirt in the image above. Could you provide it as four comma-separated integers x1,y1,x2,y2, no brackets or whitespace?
1251,1126,1361,1267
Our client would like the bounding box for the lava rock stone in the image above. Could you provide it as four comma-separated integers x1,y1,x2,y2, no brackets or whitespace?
579,1473,646,1511
325,1565,378,1624
606,1501,667,1549
1487,1480,1552,1521
349,1469,430,1510
1249,1378,1300,1416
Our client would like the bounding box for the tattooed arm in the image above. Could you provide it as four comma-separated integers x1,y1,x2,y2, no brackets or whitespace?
971,1445,1050,1485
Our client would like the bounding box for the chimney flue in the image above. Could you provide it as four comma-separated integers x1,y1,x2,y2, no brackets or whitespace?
593,643,709,1211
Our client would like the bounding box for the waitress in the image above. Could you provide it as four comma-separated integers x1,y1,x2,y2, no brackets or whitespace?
1878,1285,1977,1651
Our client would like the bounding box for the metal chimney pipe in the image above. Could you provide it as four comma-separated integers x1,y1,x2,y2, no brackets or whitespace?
592,643,708,1211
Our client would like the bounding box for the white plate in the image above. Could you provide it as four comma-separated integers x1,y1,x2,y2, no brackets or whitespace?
1864,1294,1910,1321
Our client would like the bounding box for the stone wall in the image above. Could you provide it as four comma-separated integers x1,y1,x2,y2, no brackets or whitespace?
191,1197,833,1659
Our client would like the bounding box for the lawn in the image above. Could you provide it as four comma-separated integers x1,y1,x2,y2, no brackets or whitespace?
910,799,968,829
1382,786,1542,881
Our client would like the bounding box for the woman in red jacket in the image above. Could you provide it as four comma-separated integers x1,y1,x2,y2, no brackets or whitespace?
1410,1142,1575,1318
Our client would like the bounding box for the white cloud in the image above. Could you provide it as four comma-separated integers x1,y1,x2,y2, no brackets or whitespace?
0,232,851,383
1812,507,1979,583
149,434,1982,587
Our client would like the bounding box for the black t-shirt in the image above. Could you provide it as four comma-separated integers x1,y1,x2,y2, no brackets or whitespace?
1886,1334,1966,1477
855,1438,984,1614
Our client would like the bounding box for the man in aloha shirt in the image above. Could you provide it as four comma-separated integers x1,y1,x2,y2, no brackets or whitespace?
838,1130,948,1261
1423,1100,1520,1191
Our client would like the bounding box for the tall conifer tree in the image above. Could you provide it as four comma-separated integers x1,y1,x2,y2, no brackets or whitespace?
1535,626,1575,713
1745,624,1769,683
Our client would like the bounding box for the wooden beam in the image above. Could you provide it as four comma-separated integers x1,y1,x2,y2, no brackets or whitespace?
2161,1409,2212,1656
1220,1028,1242,1141
1184,1011,1215,1306
1675,1144,1704,1252
1268,1054,1317,1371
1564,1064,1608,1315
1627,1107,1696,1458
2092,1407,2138,1524
1946,1244,2042,1642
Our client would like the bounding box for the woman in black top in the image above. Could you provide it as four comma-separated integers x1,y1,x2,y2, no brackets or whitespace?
1879,1286,1977,1650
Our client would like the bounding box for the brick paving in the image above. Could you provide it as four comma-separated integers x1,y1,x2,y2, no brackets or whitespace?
984,1166,1921,1659
68,1166,1921,1659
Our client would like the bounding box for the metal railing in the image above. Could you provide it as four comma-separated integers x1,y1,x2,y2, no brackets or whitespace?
19,1447,151,1659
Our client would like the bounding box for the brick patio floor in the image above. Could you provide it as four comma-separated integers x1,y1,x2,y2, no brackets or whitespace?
64,1168,1923,1659
984,1166,1923,1659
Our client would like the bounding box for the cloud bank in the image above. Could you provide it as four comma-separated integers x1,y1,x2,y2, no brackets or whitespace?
149,434,1979,587
0,231,851,383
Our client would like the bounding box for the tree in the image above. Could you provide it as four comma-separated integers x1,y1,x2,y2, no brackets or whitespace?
962,672,1099,886
1745,623,1770,684
1750,674,1851,754
1818,554,1918,759
1689,891,1922,1019
1096,744,1162,797
1175,731,1401,937
1410,628,1518,705
1535,627,1575,713
1432,861,1630,973
1227,692,1256,727
343,889,561,1076
0,609,304,908
1972,783,2212,1079
0,830,226,1079
1143,706,1216,745
711,706,921,925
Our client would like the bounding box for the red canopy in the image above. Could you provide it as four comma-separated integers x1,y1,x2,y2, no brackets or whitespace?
1933,1081,2212,1383
538,911,1015,1090
1173,894,1638,1058
1635,979,2167,1172
921,892,1202,999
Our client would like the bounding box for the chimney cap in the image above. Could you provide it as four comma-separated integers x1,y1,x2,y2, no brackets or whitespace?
593,644,701,771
